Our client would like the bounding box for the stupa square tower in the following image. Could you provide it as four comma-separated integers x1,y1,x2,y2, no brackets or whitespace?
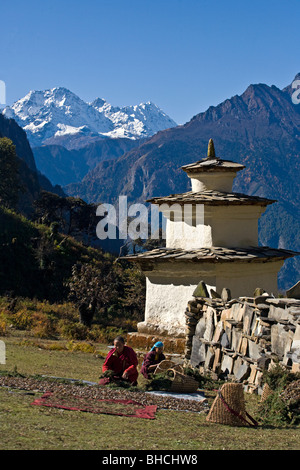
125,140,297,339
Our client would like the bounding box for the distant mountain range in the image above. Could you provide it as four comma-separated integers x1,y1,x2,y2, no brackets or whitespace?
2,76,300,291
2,87,177,187
65,73,300,291
2,87,177,149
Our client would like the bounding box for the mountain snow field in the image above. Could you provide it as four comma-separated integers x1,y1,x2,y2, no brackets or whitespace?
2,87,177,147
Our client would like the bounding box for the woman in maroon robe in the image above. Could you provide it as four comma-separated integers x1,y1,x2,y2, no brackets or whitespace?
99,336,139,386
141,341,165,379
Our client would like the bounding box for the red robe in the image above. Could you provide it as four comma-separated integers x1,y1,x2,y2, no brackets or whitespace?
100,345,138,385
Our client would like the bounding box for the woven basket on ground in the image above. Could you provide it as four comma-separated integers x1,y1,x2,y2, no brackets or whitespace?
168,369,199,393
260,383,273,402
154,360,184,375
206,383,256,427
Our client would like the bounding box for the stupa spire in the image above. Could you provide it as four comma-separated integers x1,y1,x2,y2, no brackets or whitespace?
207,138,216,159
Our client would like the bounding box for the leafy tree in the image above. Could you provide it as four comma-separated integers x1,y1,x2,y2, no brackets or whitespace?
0,137,22,209
67,262,113,327
34,191,98,242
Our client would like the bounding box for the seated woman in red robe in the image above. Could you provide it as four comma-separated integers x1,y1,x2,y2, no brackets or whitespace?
141,341,165,379
99,336,139,386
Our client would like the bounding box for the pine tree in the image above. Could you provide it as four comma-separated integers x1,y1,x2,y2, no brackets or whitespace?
0,137,22,209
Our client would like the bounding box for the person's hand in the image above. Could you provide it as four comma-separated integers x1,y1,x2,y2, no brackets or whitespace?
122,371,129,380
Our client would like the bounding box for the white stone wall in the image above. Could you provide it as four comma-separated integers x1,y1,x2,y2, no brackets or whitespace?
190,171,237,192
138,261,283,338
164,204,266,249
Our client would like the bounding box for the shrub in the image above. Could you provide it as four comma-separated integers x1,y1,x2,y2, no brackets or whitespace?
66,340,96,354
0,315,7,336
11,308,33,330
259,363,300,426
58,320,89,341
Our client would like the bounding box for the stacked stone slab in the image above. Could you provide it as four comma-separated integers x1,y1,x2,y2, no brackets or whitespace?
185,285,300,394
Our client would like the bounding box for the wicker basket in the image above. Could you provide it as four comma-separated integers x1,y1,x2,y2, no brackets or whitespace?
154,360,184,375
206,383,248,426
168,369,199,393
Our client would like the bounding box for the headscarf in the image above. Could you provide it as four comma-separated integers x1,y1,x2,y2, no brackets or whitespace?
142,341,165,367
151,341,164,351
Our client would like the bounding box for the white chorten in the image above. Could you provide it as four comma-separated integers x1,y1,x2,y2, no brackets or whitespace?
125,140,297,339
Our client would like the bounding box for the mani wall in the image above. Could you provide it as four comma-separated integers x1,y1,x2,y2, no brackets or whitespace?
184,282,300,394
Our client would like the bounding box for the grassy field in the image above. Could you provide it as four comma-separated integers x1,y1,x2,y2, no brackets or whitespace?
1,332,300,451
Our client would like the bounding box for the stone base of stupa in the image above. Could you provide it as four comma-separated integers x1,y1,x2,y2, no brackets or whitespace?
126,331,186,354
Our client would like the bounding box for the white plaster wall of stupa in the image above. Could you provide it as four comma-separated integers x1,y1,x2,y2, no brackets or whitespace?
190,171,237,192
163,204,266,250
215,260,284,298
137,260,284,338
137,263,216,338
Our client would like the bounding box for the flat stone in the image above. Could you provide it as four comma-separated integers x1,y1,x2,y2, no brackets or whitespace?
291,325,300,350
190,336,206,367
221,288,231,302
210,289,221,299
232,303,244,322
220,331,230,348
212,321,224,343
248,339,263,360
242,303,255,335
233,356,243,376
253,287,266,297
271,324,294,358
254,295,272,306
203,308,215,342
231,327,242,351
195,316,206,338
220,354,234,374
240,337,248,356
268,304,289,322
286,280,300,299
204,346,215,369
193,281,209,298
235,361,251,382
212,347,222,372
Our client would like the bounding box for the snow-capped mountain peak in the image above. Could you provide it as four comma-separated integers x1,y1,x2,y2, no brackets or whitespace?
3,87,177,148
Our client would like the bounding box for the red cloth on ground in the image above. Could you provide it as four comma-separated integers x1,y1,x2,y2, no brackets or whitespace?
101,345,139,384
141,350,165,379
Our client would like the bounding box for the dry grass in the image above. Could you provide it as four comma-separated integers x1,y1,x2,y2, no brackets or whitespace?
1,332,300,451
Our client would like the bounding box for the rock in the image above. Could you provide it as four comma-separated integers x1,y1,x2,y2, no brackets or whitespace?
212,321,224,343
235,361,251,382
253,287,266,297
221,287,231,302
242,303,255,335
220,355,234,374
292,363,300,373
286,280,300,299
254,295,271,306
190,336,206,367
291,325,300,350
221,331,230,348
231,327,242,351
203,308,215,342
268,304,289,322
248,340,263,360
204,346,215,369
195,316,206,337
193,281,209,298
271,324,294,358
210,288,221,299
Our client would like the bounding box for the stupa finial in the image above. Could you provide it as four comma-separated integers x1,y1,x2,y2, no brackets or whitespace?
207,138,216,159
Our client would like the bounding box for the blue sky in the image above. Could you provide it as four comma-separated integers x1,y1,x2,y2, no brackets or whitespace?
0,0,299,124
